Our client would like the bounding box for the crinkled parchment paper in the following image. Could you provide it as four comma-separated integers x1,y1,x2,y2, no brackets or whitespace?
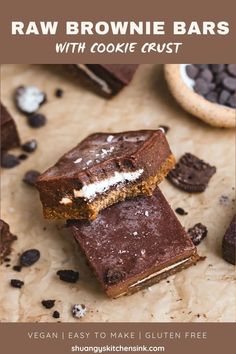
0,64,235,322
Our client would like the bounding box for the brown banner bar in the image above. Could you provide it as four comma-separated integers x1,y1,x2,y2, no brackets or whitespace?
0,322,235,354
0,0,236,63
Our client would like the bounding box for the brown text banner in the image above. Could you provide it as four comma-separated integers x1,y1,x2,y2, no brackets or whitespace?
0,323,235,354
0,0,236,63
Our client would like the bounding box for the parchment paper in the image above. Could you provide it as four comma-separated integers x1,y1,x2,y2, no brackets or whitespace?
0,64,235,322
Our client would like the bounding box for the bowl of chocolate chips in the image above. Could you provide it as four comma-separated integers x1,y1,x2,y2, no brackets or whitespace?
164,64,236,128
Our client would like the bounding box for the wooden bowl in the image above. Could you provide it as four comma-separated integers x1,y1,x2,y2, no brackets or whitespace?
164,64,235,128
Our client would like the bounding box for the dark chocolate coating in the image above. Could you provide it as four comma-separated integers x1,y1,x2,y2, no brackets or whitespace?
66,64,138,96
0,219,17,263
70,188,197,294
36,130,172,209
1,103,21,151
222,215,236,265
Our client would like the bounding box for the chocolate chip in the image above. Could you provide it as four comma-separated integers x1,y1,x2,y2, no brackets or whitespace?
186,65,199,79
20,249,40,267
55,88,64,98
188,223,208,245
167,153,216,193
104,268,126,285
158,125,170,134
42,300,56,309
23,170,40,186
22,139,37,153
222,76,236,91
27,113,47,128
10,279,24,288
175,207,188,216
227,64,236,77
56,269,79,283
194,78,210,95
12,265,22,272
18,153,28,161
72,304,87,319
1,153,20,168
52,311,60,319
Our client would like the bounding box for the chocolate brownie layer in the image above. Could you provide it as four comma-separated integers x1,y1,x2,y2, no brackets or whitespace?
69,187,199,298
36,130,175,220
1,103,21,151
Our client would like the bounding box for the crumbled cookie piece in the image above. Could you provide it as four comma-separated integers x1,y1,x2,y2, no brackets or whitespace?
56,269,79,283
42,300,56,309
15,86,46,114
10,279,24,288
167,153,216,192
52,310,60,319
55,88,64,98
188,223,208,245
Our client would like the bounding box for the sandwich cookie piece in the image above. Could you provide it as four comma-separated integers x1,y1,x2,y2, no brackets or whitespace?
36,130,175,220
69,187,200,298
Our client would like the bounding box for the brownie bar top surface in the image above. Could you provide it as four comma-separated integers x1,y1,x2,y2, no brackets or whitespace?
70,188,196,292
36,129,172,202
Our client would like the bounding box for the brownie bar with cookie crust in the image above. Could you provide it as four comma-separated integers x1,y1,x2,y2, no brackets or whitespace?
69,187,200,298
36,129,175,220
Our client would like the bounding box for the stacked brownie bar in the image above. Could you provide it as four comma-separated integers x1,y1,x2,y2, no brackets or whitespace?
36,129,200,298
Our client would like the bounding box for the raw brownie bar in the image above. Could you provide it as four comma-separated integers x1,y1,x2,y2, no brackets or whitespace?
0,219,17,263
69,187,200,298
222,215,236,265
66,64,139,96
36,129,175,220
1,103,21,151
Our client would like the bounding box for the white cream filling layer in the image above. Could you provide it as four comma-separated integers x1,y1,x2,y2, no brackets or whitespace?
129,258,190,289
76,64,112,94
73,169,144,201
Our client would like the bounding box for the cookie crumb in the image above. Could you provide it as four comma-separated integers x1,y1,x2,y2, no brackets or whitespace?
42,300,56,309
72,304,87,319
56,269,79,283
10,279,24,288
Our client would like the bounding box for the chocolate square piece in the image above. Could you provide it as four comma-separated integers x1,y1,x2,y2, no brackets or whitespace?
0,219,17,263
222,215,236,265
67,64,138,96
69,188,199,298
1,103,21,151
36,130,175,220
